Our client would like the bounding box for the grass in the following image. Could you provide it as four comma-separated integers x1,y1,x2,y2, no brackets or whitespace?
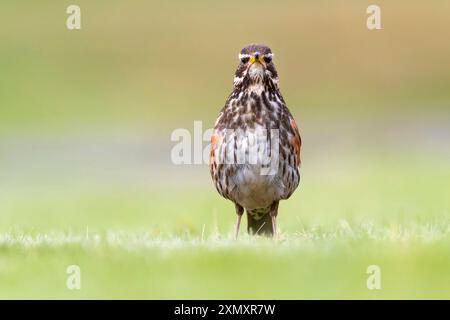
1,223,449,299
1,152,449,299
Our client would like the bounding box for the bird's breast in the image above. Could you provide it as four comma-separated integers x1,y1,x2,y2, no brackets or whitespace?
210,88,300,209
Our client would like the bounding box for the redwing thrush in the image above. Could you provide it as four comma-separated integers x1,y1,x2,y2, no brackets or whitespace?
210,44,301,237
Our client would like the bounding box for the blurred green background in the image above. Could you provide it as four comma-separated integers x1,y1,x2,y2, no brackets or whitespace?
0,1,449,299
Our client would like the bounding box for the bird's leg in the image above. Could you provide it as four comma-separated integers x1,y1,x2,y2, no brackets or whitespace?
234,203,244,239
269,201,279,237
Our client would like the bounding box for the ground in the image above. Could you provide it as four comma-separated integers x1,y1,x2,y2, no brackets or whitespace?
1,153,449,299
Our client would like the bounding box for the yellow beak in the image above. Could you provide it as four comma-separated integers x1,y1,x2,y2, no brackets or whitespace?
249,55,263,64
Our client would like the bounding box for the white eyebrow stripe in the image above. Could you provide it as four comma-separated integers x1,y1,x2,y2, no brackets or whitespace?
238,53,251,59
238,53,274,60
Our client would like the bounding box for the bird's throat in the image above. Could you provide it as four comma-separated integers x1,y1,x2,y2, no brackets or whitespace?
248,63,264,79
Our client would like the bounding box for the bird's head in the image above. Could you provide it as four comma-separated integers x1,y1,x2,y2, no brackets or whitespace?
234,44,279,89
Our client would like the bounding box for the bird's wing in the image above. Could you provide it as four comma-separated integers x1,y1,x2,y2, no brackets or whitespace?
209,130,219,167
289,117,302,167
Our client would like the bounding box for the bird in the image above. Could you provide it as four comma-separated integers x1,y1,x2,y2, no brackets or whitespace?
209,44,301,237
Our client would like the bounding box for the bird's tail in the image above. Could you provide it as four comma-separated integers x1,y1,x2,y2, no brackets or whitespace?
247,207,273,236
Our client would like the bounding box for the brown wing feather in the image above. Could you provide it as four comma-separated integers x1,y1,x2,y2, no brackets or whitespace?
289,118,302,167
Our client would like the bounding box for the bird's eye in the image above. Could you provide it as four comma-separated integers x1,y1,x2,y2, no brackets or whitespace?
241,57,249,64
263,56,272,63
